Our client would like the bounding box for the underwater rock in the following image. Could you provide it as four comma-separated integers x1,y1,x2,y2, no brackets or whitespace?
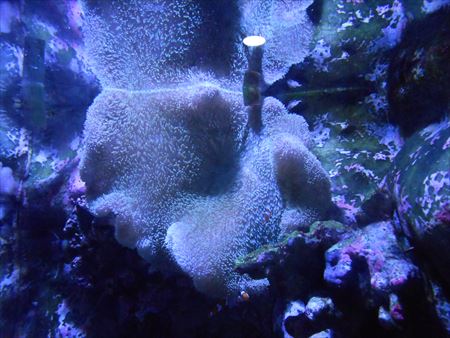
306,0,324,25
0,164,17,196
310,111,399,224
0,164,18,221
356,189,396,227
280,300,305,338
309,330,333,338
377,293,404,330
1,190,275,337
305,297,336,323
0,40,22,165
235,220,349,298
0,0,98,216
0,37,21,98
24,156,84,216
308,0,408,81
323,220,447,336
284,296,338,338
387,7,450,136
431,281,450,335
388,120,450,288
324,221,419,295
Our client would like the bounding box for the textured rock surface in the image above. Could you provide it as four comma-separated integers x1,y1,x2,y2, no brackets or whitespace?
268,0,413,224
324,221,419,294
1,198,276,337
240,218,448,337
322,220,446,337
388,121,450,287
284,297,338,337
387,7,450,135
235,220,348,286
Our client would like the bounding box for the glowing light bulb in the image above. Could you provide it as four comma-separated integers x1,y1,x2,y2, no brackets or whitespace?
243,35,266,47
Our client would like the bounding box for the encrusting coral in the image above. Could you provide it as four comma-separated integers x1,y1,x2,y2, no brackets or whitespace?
238,0,314,84
80,0,331,297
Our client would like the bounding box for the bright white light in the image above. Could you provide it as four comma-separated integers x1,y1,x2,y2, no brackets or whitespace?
243,35,266,47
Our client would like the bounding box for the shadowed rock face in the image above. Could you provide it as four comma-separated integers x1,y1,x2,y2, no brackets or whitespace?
80,0,331,297
387,7,450,136
388,121,450,289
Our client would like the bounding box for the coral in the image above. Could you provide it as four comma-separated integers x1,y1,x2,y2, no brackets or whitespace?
3,0,450,336
81,86,331,296
82,0,316,89
80,0,331,297
81,0,203,90
82,84,248,259
238,0,314,83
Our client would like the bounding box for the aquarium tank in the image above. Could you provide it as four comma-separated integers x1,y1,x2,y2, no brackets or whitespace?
0,0,449,337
